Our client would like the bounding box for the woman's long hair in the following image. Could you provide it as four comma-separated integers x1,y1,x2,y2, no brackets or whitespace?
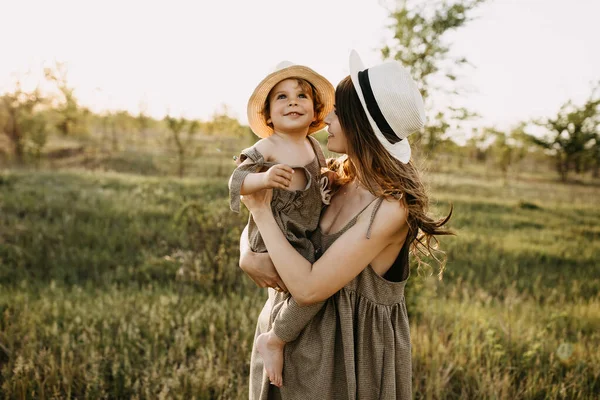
328,76,454,277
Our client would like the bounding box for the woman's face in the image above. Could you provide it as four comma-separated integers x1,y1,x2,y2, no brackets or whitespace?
324,107,348,154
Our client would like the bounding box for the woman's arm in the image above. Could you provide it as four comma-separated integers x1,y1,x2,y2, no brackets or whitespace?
246,192,407,305
239,225,288,292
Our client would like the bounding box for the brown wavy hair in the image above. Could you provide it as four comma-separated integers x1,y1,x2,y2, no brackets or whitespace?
262,78,325,132
328,76,454,278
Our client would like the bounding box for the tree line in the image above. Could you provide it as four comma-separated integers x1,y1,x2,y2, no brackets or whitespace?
0,64,252,176
380,0,599,181
2,0,599,181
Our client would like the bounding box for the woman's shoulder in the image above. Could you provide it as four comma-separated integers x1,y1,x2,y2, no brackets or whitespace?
357,196,408,240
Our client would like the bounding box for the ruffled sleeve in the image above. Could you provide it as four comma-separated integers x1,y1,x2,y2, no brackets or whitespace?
228,146,266,213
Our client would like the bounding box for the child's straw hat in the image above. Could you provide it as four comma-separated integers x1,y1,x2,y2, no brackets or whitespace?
247,61,335,138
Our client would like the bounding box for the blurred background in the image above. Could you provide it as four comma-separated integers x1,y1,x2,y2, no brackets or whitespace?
1,0,598,398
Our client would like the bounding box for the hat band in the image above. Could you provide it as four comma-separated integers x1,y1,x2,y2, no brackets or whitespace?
357,69,401,144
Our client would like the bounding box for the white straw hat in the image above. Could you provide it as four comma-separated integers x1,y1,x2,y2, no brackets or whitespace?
247,61,335,138
349,50,425,163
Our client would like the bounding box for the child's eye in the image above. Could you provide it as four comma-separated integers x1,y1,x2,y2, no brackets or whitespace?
298,93,307,98
277,94,286,100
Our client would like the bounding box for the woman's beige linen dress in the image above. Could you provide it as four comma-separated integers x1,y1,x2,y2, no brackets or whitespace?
251,197,413,400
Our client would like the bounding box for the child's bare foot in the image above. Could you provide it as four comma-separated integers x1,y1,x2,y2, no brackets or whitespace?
256,330,285,387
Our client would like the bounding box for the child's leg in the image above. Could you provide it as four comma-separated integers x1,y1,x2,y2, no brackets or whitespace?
256,328,285,387
257,297,325,387
272,297,325,342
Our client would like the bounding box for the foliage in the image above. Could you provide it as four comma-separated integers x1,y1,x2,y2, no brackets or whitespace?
136,108,151,141
23,113,49,166
527,84,600,181
112,110,137,151
174,201,246,294
381,0,486,100
164,115,202,178
0,287,259,399
0,167,598,398
381,0,487,154
0,82,46,163
202,105,254,139
0,171,234,286
44,62,89,137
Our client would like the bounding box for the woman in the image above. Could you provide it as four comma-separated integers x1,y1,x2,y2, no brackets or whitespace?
240,50,453,399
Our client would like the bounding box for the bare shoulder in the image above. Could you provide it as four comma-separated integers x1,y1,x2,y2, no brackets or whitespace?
253,137,277,160
360,197,408,239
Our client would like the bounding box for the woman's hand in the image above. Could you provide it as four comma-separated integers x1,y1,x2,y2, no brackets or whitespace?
241,251,288,292
240,187,273,214
239,225,288,292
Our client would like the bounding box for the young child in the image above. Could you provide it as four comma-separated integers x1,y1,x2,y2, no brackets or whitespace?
229,62,334,389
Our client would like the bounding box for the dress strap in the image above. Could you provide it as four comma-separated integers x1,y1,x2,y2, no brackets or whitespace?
307,136,326,169
366,197,385,239
339,196,381,235
322,194,379,238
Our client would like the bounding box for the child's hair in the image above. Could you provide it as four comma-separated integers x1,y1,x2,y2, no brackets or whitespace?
261,78,325,132
329,76,454,278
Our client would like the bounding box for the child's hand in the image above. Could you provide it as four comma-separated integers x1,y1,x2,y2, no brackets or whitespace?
233,154,245,166
262,164,294,190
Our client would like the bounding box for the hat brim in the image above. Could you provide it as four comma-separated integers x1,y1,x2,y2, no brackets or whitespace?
247,65,335,138
349,50,411,164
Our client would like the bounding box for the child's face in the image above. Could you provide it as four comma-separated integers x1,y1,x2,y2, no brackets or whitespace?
267,78,316,135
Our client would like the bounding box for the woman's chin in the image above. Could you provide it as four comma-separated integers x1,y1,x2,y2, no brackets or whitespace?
327,144,343,154
326,140,336,152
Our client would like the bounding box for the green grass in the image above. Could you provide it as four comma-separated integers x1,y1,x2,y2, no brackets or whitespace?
1,286,261,399
0,170,234,286
0,160,599,399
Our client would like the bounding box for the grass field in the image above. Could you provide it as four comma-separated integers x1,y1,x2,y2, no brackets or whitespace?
0,152,599,399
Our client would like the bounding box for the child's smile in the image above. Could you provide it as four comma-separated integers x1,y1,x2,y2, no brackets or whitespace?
268,78,316,135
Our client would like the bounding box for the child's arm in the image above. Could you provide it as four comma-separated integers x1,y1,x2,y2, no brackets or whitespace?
271,296,325,343
229,138,297,212
240,164,295,195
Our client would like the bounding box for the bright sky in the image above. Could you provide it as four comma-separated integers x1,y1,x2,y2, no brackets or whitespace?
1,0,598,134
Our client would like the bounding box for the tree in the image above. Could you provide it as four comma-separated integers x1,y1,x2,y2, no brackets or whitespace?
591,134,600,178
44,62,88,136
527,84,600,181
165,115,199,178
423,111,450,154
380,0,486,154
0,82,45,164
204,105,253,139
98,112,112,149
464,126,491,162
487,125,528,181
25,113,48,167
112,110,135,151
136,110,151,143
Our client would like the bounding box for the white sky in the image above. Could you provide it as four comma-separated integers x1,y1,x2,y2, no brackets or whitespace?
1,0,598,133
